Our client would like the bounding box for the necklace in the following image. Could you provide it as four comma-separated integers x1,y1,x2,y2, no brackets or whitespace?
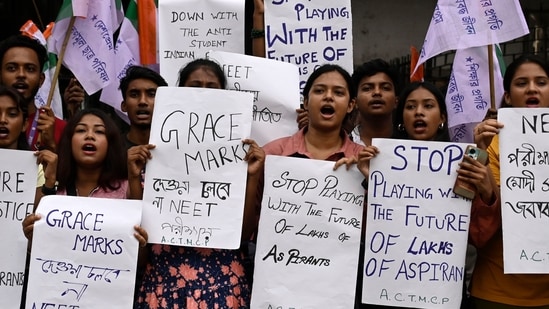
76,186,99,197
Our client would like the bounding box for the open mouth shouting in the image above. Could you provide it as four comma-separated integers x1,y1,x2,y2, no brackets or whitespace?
0,126,9,139
320,104,336,119
525,97,540,107
11,81,29,95
412,120,428,133
82,143,97,154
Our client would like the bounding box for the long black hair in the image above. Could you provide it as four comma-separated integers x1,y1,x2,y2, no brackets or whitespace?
502,54,549,107
176,58,226,88
393,81,450,142
0,85,29,150
56,109,127,191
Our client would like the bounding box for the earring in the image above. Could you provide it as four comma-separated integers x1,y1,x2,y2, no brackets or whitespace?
398,123,405,131
438,123,445,130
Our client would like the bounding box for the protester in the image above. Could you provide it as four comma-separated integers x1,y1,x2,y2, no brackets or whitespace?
134,58,264,309
294,59,399,143
21,108,149,258
347,59,400,309
350,59,399,146
357,81,494,309
20,108,148,308
22,109,148,234
468,54,549,308
0,84,37,309
0,85,30,150
0,83,41,195
263,63,361,160
176,58,226,88
391,81,450,141
116,65,168,299
120,65,168,149
0,34,66,151
260,63,362,307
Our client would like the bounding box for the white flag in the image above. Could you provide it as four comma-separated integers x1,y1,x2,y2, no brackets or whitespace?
49,0,120,94
446,45,504,126
99,13,140,120
414,0,528,74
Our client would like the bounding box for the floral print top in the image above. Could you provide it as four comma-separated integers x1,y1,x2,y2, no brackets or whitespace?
135,244,250,309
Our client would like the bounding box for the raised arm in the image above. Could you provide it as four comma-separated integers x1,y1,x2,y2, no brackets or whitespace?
127,144,155,200
242,138,265,241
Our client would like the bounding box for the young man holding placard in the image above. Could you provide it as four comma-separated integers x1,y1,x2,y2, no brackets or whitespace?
119,65,168,150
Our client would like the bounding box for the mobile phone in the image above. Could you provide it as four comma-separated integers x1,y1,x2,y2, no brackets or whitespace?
452,145,488,199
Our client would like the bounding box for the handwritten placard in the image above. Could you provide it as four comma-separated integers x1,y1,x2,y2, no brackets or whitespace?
25,196,142,309
251,155,364,308
362,138,471,309
208,50,300,146
265,0,353,92
142,87,253,249
0,149,37,308
499,108,549,273
158,0,245,85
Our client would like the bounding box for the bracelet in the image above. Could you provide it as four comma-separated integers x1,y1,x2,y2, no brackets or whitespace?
41,184,57,195
251,28,265,39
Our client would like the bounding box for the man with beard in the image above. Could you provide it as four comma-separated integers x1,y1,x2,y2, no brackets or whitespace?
0,34,66,151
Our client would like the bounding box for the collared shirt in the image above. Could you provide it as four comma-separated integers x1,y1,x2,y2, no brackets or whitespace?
350,125,365,147
263,128,363,160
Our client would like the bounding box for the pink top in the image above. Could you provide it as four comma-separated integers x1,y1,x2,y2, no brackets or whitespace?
263,128,363,160
57,180,129,199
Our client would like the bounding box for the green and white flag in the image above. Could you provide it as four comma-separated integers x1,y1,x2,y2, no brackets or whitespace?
20,21,63,119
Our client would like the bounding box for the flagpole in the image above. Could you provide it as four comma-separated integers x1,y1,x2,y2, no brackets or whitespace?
487,44,496,110
36,16,75,150
46,16,76,108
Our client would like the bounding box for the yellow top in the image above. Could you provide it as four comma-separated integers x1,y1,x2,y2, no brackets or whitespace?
470,135,549,306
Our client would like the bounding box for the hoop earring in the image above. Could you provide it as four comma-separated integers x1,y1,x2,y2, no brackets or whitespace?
438,122,445,130
398,123,405,131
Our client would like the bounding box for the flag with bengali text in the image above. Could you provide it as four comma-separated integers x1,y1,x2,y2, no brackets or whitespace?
446,45,505,143
413,0,528,75
99,0,140,120
49,0,122,95
20,20,64,119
